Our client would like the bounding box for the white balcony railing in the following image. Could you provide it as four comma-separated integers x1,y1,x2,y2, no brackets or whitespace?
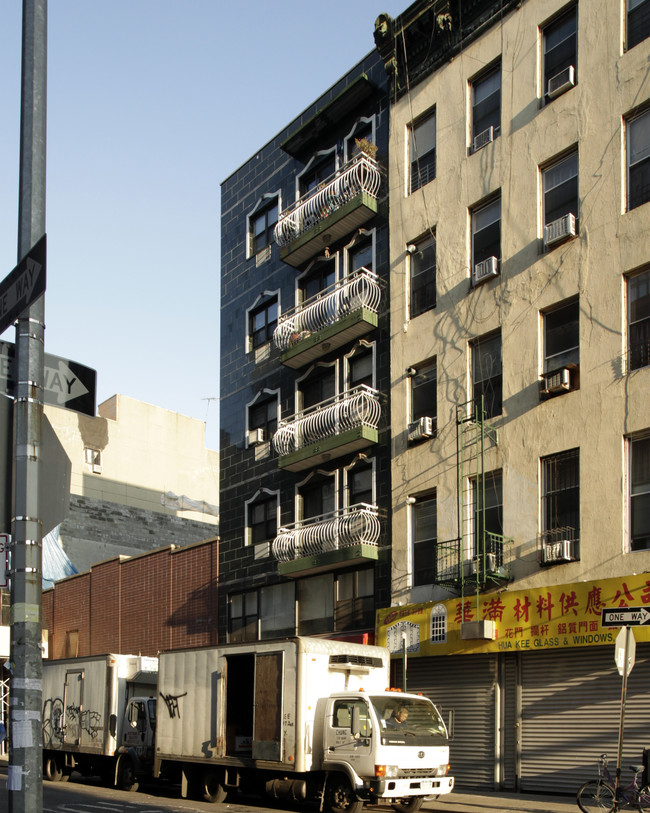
272,385,381,457
273,267,382,352
272,503,380,562
274,153,382,248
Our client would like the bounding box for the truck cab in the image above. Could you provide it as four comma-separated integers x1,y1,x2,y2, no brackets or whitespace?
323,691,453,810
121,697,156,770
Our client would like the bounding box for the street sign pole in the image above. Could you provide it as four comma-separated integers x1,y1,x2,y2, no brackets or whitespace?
613,625,636,805
9,4,47,813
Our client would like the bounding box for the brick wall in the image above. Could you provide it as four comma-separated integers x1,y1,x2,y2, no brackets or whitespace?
43,537,219,659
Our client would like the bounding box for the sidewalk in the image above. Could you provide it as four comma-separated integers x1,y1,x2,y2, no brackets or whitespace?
423,789,577,813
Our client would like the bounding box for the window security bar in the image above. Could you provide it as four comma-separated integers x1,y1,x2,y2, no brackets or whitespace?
274,153,382,247
272,502,380,562
272,385,382,456
273,267,383,351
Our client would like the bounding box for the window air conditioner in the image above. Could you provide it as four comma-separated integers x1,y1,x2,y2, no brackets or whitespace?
545,213,576,249
248,427,265,446
408,416,434,442
547,65,575,100
472,126,494,153
473,256,498,285
543,367,571,394
542,539,574,564
470,552,497,575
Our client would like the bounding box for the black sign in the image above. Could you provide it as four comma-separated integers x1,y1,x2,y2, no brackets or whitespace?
0,234,46,335
601,607,650,627
0,342,96,417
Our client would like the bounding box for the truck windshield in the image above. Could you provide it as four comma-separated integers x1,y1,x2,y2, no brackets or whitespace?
370,696,448,746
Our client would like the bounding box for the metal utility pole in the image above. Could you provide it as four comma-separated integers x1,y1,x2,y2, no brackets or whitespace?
9,2,47,813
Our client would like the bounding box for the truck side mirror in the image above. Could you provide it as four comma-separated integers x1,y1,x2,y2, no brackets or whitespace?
351,705,361,738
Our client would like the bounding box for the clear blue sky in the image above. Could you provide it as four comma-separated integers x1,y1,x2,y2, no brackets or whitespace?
0,1,406,450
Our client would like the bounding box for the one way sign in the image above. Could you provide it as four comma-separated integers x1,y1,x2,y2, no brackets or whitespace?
601,606,650,627
0,234,46,335
0,342,96,417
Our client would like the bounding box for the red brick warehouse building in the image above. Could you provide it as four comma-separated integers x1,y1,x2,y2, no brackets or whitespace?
42,537,219,659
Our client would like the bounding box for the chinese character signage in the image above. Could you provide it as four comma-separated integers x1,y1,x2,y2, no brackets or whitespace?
376,574,650,656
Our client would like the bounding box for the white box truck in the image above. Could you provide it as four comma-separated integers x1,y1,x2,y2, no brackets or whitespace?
43,637,454,813
42,653,158,789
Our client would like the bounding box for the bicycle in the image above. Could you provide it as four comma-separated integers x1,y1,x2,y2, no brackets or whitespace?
577,753,650,812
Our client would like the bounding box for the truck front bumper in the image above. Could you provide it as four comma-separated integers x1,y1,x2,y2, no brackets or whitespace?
372,775,454,798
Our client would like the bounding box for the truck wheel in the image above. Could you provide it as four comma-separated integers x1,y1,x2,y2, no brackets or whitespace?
117,757,139,792
325,775,364,813
392,798,424,813
43,754,64,782
200,767,228,803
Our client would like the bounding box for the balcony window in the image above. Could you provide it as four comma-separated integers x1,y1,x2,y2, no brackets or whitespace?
335,569,374,631
412,492,437,587
260,582,295,639
298,574,334,635
630,434,650,551
299,365,336,411
229,591,259,642
349,348,374,390
472,65,501,151
349,461,374,506
299,151,336,198
299,474,336,520
628,108,650,211
349,236,373,274
410,234,436,317
471,197,500,282
409,110,436,193
627,0,650,50
543,6,577,104
544,298,579,372
411,359,437,427
541,448,580,547
629,268,650,370
543,150,578,243
248,296,278,350
472,332,502,419
250,198,278,257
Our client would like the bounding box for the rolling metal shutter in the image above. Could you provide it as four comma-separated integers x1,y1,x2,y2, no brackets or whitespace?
403,654,498,791
520,643,650,794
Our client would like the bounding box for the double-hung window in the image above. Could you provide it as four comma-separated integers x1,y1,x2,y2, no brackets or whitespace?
247,492,278,547
411,359,437,432
249,297,278,350
543,6,577,103
472,332,502,419
260,583,295,639
471,197,500,284
248,393,278,444
543,299,579,391
543,151,578,248
627,109,650,211
628,268,650,370
409,111,436,193
412,492,437,587
541,448,580,555
410,234,436,316
472,65,501,151
298,575,334,635
335,569,374,631
628,0,650,50
250,199,278,256
630,435,650,551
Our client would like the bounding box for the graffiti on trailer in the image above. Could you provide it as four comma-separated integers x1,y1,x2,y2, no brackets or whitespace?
42,698,103,747
159,691,187,719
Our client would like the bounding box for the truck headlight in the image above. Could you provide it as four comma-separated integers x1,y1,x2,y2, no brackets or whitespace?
435,764,450,777
375,765,399,778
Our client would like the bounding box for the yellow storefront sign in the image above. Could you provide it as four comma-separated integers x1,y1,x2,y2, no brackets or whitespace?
376,573,650,657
